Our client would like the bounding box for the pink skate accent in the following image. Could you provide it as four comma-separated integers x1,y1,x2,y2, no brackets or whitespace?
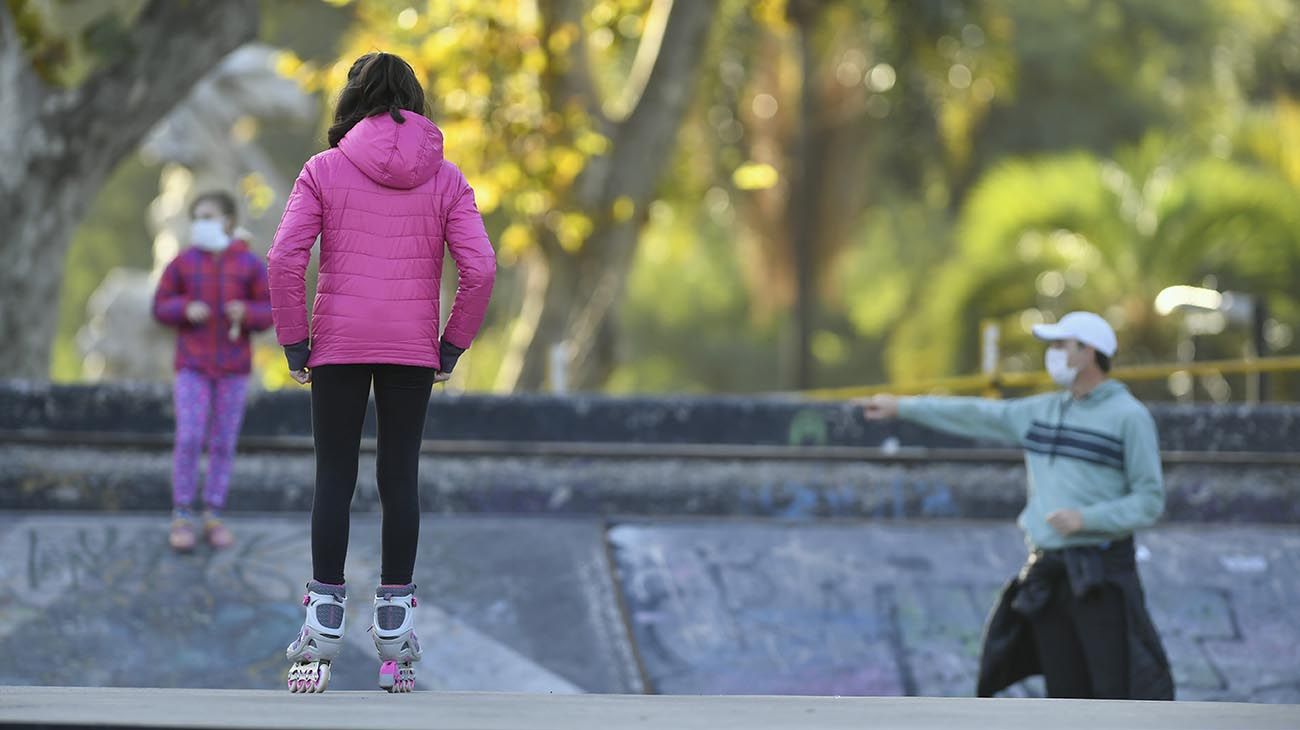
302,595,309,606
169,520,197,553
379,660,402,692
204,519,234,549
411,597,418,607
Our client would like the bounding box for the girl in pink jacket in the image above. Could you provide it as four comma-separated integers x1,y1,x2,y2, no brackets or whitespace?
267,52,496,694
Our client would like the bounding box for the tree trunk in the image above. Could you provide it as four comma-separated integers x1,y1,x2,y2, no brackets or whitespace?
0,1,258,378
500,216,639,392
555,219,640,389
787,1,828,390
501,246,581,392
496,0,719,392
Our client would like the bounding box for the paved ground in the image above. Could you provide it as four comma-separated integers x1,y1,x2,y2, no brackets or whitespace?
0,513,1297,701
2,687,1298,730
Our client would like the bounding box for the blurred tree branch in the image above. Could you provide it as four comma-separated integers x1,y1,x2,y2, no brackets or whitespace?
499,0,720,390
0,0,257,378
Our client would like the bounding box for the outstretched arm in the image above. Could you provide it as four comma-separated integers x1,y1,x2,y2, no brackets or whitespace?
863,394,1034,446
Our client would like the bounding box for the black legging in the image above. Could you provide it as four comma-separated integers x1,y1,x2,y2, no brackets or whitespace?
310,364,435,586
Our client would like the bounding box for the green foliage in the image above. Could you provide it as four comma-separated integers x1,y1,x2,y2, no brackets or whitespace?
287,0,671,263
612,203,780,393
48,0,350,381
890,138,1300,384
51,155,159,381
971,0,1224,163
6,0,145,85
36,0,1300,398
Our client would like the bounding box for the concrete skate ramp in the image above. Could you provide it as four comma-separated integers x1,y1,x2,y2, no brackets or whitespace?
608,522,1300,702
1,515,1298,702
0,514,642,694
2,687,1297,730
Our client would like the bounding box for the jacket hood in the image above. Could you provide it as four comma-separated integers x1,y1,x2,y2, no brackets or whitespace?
1072,378,1128,405
338,111,444,189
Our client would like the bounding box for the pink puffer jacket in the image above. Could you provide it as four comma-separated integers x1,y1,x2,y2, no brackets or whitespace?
267,111,496,370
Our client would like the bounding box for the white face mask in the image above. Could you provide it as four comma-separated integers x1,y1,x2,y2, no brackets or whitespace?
1045,347,1079,388
191,219,231,252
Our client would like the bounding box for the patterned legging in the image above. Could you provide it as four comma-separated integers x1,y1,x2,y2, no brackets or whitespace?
172,370,250,511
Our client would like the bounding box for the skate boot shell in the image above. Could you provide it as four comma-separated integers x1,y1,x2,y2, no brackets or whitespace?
371,584,421,693
286,581,346,693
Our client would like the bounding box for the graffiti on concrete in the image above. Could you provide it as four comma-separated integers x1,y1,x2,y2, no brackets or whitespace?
0,515,640,693
787,410,830,447
1,515,1295,702
608,522,1300,703
733,478,962,521
0,517,308,689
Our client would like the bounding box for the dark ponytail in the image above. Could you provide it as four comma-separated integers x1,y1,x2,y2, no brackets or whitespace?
327,52,427,148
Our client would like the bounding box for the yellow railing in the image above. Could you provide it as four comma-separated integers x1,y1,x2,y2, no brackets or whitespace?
801,355,1300,400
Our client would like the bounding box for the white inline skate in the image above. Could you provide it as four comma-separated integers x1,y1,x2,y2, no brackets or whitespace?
285,581,346,693
371,584,422,693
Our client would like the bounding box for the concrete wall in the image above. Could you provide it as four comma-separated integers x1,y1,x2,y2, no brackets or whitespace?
5,381,1300,451
4,446,1298,524
2,382,1298,522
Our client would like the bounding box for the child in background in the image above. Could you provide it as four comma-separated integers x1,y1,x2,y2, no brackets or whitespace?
152,191,273,552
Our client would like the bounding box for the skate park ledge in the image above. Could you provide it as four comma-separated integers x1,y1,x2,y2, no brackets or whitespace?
5,380,1300,451
1,687,1297,730
2,381,1299,521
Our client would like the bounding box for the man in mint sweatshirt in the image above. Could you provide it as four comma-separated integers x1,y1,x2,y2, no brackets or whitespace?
863,311,1173,700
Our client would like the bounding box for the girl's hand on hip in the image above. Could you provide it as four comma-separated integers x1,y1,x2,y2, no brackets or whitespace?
290,368,312,385
433,371,451,384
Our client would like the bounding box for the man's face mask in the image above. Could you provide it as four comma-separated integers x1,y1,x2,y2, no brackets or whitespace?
1045,345,1079,388
191,218,231,252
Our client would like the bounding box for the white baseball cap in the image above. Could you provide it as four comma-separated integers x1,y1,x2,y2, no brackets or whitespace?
1032,311,1118,357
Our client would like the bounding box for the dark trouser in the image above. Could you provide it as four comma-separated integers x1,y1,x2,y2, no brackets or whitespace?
309,364,435,586
1029,577,1129,698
